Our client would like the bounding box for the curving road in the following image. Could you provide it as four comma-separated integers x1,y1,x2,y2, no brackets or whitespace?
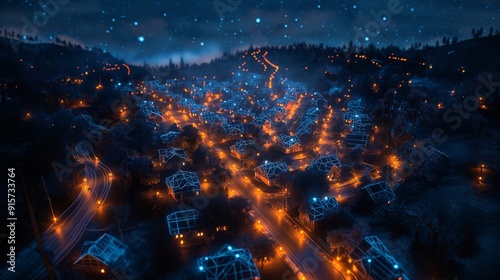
1,143,112,280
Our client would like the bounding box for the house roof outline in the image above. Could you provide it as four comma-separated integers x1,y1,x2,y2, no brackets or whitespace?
160,131,181,144
254,161,288,182
166,209,202,236
302,196,339,222
165,170,201,194
231,139,256,154
159,147,187,162
350,236,409,280
308,154,342,174
197,244,260,280
361,181,396,205
73,233,127,267
276,134,302,149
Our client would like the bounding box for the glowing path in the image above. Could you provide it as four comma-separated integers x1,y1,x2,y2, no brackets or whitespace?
262,51,279,88
1,143,112,280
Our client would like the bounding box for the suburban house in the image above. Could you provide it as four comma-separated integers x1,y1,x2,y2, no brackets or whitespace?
73,233,128,275
361,181,396,206
276,134,302,154
230,139,256,160
166,209,205,247
197,245,260,280
160,131,181,145
298,196,339,231
165,170,201,202
308,154,342,181
222,124,245,141
254,161,288,186
350,236,409,280
345,133,368,150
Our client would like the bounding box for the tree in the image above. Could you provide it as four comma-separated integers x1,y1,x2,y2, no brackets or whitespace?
250,236,277,268
477,27,484,37
371,90,399,146
290,169,329,208
180,57,185,69
122,156,159,189
398,89,436,140
327,221,369,258
326,228,352,257
180,125,201,153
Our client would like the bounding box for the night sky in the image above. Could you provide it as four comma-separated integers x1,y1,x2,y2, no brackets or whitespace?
1,0,498,65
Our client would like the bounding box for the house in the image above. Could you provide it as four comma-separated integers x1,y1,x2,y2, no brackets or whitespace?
73,233,128,275
254,161,288,186
344,112,370,124
78,114,107,140
165,170,201,202
230,139,256,160
137,100,162,121
275,95,296,109
188,103,207,117
263,106,285,123
255,99,269,110
276,134,302,154
347,100,365,113
295,116,316,136
251,115,272,128
350,236,409,280
361,182,396,206
298,196,339,231
177,98,194,110
197,244,260,280
222,124,245,141
158,147,187,164
160,131,181,144
233,108,255,123
311,95,328,108
166,209,205,247
219,100,239,113
308,154,342,181
345,133,368,150
199,111,226,126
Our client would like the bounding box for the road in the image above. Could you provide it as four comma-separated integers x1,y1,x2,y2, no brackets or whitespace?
2,143,112,280
214,145,350,280
165,106,353,279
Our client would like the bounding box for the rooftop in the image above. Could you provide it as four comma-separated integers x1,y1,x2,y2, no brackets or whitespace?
308,154,342,173
166,209,202,236
74,233,127,267
165,170,201,193
197,244,260,280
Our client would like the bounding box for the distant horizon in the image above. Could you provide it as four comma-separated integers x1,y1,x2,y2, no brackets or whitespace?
1,31,494,68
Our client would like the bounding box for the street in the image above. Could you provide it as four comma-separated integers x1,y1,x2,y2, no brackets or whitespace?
1,143,112,280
